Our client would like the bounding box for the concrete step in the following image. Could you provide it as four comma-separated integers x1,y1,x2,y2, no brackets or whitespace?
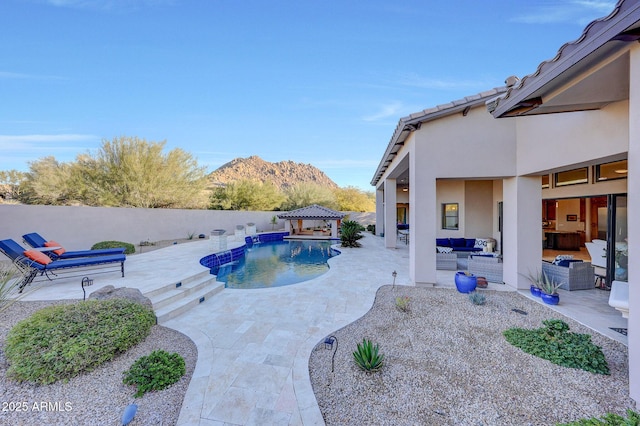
145,269,225,324
154,279,224,324
144,270,212,299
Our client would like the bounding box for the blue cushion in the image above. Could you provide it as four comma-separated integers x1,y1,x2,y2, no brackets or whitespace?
557,259,583,267
465,239,476,248
436,238,450,247
450,238,466,248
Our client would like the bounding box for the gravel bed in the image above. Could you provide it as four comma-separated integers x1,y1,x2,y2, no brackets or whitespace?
0,300,197,426
309,286,635,426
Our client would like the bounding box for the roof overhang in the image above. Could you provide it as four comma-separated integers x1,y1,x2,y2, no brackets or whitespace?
370,87,507,187
489,0,640,118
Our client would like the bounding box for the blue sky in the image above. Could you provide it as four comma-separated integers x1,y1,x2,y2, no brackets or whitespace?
0,0,617,190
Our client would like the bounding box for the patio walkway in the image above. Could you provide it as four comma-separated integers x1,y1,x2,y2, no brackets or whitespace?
16,232,627,425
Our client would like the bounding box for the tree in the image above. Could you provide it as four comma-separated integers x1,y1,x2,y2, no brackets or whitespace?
333,186,375,212
209,179,285,210
281,182,338,211
19,157,79,205
0,169,27,202
19,137,209,208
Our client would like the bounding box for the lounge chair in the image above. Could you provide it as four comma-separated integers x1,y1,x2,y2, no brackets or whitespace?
22,232,125,260
0,239,125,292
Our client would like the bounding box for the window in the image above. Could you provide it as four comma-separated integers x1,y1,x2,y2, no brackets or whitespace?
442,203,459,230
595,160,627,182
541,174,549,189
554,168,588,187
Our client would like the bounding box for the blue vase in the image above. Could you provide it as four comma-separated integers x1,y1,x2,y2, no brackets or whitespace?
540,292,559,305
530,285,541,297
455,271,477,293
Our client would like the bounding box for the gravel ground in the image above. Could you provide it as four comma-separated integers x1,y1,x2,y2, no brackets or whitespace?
0,300,197,426
309,285,635,426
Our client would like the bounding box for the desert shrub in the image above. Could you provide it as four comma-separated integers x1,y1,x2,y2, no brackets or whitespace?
5,299,156,384
395,296,410,312
123,350,186,397
468,291,486,305
353,338,384,372
503,319,609,375
91,240,135,254
557,409,640,425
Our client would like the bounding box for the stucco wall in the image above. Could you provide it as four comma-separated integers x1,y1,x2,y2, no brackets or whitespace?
516,101,629,175
0,205,374,252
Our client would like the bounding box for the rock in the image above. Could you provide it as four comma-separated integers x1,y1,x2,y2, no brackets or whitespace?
88,285,153,309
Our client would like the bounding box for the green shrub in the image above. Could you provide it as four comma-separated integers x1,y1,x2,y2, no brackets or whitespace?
91,240,135,254
557,409,640,425
123,350,186,397
5,299,156,384
340,220,364,248
353,338,384,372
503,319,609,375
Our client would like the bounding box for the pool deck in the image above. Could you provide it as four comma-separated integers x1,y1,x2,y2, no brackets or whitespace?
16,233,627,425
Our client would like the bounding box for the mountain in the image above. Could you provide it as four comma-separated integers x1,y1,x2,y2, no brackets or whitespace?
208,156,338,189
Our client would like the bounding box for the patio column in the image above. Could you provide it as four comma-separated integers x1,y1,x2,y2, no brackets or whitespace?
376,187,384,237
502,176,541,290
384,178,397,248
410,150,436,285
627,42,640,407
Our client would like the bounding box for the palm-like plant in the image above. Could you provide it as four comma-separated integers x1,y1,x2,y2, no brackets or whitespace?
353,338,384,372
340,220,364,248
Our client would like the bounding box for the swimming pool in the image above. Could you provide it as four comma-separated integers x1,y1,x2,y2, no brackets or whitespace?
212,239,339,289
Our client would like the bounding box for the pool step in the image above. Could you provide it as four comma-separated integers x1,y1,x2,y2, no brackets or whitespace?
147,271,224,324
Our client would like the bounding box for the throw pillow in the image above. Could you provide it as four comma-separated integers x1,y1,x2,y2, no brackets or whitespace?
23,250,52,265
474,238,489,249
44,240,66,256
436,246,453,254
553,254,574,265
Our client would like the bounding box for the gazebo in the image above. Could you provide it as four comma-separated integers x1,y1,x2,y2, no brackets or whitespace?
277,204,345,239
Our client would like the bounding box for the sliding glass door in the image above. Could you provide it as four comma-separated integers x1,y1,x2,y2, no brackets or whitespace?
607,194,628,283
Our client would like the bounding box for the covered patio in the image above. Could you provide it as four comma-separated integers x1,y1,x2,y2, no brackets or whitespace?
278,204,344,239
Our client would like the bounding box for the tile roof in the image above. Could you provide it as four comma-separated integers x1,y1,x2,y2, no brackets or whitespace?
277,204,345,220
370,87,507,187
489,0,640,117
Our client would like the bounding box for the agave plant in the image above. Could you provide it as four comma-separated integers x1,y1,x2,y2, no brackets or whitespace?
353,338,384,372
468,291,486,305
523,269,563,295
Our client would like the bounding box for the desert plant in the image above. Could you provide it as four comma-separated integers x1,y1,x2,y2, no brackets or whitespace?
123,350,186,397
340,220,364,248
186,231,195,240
91,240,135,254
503,319,609,375
4,299,156,384
0,263,22,314
523,269,562,295
468,291,486,305
353,338,384,372
557,409,640,425
395,296,410,312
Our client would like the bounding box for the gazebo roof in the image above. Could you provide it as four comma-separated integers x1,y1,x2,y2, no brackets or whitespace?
277,204,345,220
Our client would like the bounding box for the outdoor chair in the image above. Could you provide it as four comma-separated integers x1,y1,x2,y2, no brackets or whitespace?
468,255,503,283
22,232,125,260
0,238,125,292
541,260,594,291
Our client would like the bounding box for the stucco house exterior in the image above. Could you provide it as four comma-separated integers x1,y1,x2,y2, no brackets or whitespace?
372,0,638,405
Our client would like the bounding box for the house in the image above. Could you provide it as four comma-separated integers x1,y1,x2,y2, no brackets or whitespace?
372,0,637,404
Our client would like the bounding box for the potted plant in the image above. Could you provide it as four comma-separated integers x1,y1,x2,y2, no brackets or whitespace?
524,270,562,305
455,271,477,293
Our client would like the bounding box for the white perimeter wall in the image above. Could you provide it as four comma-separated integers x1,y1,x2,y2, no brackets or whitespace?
0,205,374,251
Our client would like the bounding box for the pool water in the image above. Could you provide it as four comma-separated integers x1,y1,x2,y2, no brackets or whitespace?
215,240,339,289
